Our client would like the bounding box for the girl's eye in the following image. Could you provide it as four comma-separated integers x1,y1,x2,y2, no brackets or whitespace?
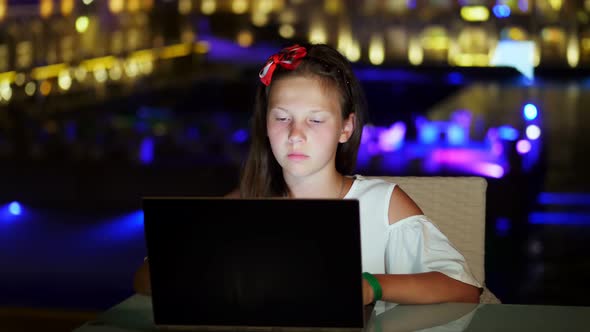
310,119,324,124
276,117,289,122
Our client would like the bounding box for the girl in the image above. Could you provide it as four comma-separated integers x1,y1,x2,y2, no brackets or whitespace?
134,43,482,305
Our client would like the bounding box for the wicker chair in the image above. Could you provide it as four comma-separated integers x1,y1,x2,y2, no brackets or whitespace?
368,176,501,304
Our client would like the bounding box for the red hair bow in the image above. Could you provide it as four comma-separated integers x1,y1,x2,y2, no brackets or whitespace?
259,44,307,86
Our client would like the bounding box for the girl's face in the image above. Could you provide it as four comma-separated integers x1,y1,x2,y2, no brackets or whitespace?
266,75,354,180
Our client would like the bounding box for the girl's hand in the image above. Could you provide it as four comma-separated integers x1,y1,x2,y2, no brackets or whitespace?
362,278,374,305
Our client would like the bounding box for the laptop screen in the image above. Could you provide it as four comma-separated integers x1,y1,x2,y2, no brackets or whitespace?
143,198,365,329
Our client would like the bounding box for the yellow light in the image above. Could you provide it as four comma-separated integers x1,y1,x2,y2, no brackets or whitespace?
40,0,54,18
232,0,248,14
139,61,153,75
194,41,210,54
0,0,7,21
32,64,68,81
61,0,74,16
15,73,25,86
25,82,36,96
201,0,216,15
408,38,423,65
0,81,12,101
254,0,273,14
125,61,139,77
128,0,140,12
129,49,155,62
309,21,327,44
453,54,489,67
251,12,268,27
237,30,254,48
76,16,90,33
75,67,87,81
567,35,580,68
178,0,191,15
460,6,489,22
82,0,94,5
368,34,385,65
0,71,15,84
160,43,191,59
94,67,108,83
325,0,341,14
507,27,527,41
347,39,361,62
279,24,295,39
81,56,117,71
58,70,72,90
40,80,52,96
109,65,123,80
337,23,352,55
109,0,124,14
548,0,563,11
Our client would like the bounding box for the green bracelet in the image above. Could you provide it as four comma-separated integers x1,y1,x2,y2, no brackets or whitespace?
362,272,383,302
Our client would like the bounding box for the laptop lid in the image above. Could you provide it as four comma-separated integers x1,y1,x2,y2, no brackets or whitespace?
142,197,365,330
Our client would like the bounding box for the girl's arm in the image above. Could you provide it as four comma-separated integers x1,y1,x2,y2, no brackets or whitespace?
363,272,481,305
133,259,151,295
362,186,481,305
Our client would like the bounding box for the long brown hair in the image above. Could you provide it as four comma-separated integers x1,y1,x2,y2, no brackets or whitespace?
240,43,367,197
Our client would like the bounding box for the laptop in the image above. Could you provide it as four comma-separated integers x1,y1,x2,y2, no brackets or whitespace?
142,197,368,331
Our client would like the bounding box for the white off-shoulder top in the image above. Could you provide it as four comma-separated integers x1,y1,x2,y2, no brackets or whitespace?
344,175,481,289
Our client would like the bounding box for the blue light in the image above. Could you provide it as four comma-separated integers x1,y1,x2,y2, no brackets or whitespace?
139,137,154,165
447,124,467,145
92,210,144,242
497,125,519,141
232,129,249,144
419,123,439,144
529,212,590,225
538,192,590,206
495,217,511,236
9,202,21,216
493,5,511,18
523,103,538,120
447,72,464,85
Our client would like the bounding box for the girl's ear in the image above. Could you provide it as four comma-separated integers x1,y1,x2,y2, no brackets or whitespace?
339,113,356,143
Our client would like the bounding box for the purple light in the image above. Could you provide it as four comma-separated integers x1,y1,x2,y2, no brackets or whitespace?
451,109,472,128
518,0,529,12
139,137,154,164
491,142,503,156
361,126,372,144
378,122,406,152
431,149,505,178
516,139,531,154
525,124,541,140
471,162,505,178
232,129,249,143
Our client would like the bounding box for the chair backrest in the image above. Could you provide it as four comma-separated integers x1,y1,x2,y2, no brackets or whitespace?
367,176,487,284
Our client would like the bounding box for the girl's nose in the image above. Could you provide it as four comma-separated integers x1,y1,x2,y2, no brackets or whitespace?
288,123,306,144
